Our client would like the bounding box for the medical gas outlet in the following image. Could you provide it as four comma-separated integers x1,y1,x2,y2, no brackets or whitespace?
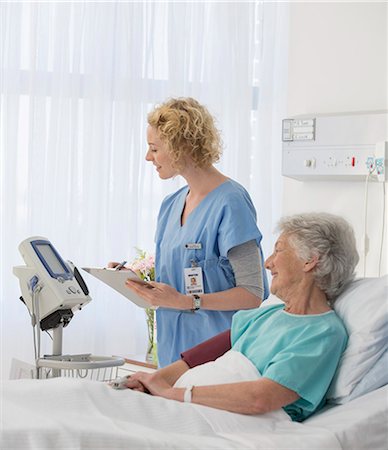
304,158,316,168
282,112,387,182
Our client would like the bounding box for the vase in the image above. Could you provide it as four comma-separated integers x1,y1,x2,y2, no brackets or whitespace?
145,308,157,365
146,340,156,365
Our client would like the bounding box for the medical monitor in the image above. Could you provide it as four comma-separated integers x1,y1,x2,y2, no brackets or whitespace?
32,240,72,280
14,236,91,330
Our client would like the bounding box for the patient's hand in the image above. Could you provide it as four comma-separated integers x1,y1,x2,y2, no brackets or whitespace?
126,360,190,399
130,371,174,399
125,373,149,393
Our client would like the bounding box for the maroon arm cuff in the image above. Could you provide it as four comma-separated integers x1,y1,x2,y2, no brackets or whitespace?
180,329,231,368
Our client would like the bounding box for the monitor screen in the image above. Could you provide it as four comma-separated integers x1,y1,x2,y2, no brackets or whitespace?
35,243,68,276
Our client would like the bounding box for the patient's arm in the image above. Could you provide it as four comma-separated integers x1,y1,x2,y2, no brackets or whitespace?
179,378,299,414
133,373,299,415
126,359,189,392
126,331,230,392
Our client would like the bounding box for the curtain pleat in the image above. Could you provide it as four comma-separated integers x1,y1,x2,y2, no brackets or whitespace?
0,1,288,379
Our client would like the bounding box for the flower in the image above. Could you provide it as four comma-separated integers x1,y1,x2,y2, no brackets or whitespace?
128,248,157,366
128,249,155,282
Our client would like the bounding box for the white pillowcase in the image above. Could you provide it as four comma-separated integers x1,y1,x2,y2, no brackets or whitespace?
347,348,388,401
327,275,388,404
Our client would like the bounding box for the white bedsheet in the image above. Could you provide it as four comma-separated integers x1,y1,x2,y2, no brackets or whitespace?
1,377,342,450
306,385,388,450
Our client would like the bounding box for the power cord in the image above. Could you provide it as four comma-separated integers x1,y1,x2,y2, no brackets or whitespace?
362,171,373,277
378,182,386,276
363,160,386,277
30,284,43,378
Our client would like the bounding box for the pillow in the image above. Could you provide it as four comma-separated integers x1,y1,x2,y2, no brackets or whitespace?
347,348,388,401
262,294,284,305
327,275,388,404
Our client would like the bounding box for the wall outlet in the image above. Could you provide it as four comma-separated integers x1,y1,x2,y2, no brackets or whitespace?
374,141,387,182
282,112,387,181
366,156,375,172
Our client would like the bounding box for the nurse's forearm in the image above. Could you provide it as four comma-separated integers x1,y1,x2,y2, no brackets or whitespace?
126,279,260,310
191,287,261,310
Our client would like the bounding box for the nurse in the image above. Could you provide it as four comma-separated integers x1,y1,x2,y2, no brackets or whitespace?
126,97,269,367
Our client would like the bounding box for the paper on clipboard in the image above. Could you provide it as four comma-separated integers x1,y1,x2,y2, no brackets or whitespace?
82,267,151,309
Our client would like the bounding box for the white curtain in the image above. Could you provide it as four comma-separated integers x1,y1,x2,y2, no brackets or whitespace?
0,1,288,379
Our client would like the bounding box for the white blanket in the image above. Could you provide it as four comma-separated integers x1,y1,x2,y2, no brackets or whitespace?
1,352,342,450
174,349,269,386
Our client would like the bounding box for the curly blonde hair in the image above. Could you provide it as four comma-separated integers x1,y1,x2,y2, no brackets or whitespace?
147,97,222,169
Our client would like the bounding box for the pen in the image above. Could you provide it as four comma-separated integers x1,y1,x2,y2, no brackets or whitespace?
115,260,127,271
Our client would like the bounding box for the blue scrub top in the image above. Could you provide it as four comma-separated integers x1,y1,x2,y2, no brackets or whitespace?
155,179,269,367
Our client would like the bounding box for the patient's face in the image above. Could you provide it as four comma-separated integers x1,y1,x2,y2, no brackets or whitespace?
265,234,305,300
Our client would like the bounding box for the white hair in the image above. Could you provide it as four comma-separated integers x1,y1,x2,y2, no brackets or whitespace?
277,212,359,303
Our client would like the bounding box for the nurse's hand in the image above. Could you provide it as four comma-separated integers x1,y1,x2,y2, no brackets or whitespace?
125,279,191,309
107,261,129,270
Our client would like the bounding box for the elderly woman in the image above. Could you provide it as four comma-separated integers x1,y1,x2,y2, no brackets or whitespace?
125,212,359,422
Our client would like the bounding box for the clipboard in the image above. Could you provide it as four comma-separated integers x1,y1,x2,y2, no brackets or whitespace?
82,267,151,309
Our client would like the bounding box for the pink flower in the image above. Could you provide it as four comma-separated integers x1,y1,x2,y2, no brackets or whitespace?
128,251,155,282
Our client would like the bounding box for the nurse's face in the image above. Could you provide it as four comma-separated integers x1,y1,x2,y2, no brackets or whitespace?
146,126,177,179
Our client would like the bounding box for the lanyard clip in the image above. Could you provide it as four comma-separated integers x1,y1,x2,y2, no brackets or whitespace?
190,259,198,268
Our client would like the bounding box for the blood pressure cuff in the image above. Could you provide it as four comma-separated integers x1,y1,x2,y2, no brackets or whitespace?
180,329,231,368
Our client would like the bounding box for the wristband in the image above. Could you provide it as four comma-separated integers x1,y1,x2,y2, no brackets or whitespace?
183,385,194,403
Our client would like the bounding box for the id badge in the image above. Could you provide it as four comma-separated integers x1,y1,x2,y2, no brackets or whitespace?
184,266,204,295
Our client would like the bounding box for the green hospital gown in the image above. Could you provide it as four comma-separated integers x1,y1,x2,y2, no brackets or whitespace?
231,303,348,421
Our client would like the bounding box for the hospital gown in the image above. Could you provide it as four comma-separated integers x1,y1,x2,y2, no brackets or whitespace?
232,304,348,421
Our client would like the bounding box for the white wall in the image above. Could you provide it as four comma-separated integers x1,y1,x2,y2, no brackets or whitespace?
284,2,387,277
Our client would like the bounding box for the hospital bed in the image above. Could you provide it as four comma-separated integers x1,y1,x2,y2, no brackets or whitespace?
3,245,387,449
1,378,387,449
